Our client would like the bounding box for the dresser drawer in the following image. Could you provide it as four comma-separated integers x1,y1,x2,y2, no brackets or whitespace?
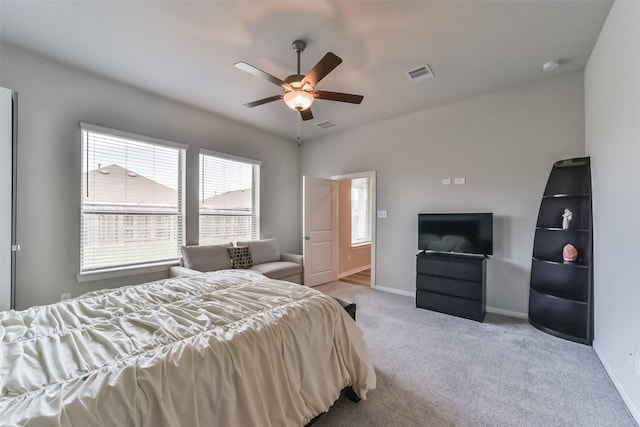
416,274,482,300
416,255,483,281
416,290,485,322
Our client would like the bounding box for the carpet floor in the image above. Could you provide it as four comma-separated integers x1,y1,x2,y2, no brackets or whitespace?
314,281,637,427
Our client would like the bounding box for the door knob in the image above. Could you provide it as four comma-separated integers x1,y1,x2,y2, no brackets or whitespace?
304,236,310,240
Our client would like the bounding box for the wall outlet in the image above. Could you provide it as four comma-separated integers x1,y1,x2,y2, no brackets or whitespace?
377,210,388,219
60,293,71,301
441,178,451,185
454,177,466,185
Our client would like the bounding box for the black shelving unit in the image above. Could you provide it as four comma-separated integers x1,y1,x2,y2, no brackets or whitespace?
529,157,593,344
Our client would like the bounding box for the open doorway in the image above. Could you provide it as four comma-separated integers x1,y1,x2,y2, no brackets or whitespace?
332,172,375,288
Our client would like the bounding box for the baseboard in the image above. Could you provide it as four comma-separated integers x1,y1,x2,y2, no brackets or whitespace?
486,306,528,320
593,342,640,424
338,265,371,279
371,285,414,298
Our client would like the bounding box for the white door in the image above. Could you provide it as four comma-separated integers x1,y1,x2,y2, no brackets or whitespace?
303,176,338,286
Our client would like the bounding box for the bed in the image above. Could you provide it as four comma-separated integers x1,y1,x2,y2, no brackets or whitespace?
0,270,376,426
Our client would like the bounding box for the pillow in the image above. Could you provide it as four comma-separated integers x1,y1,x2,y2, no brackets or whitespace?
181,243,232,272
236,238,280,265
228,246,253,269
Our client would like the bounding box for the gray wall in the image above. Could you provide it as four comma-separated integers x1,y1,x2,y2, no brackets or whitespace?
0,44,301,309
301,72,585,316
585,0,640,420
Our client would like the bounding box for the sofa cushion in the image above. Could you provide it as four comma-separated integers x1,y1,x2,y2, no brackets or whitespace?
237,238,280,265
181,243,232,272
249,261,302,280
228,246,253,269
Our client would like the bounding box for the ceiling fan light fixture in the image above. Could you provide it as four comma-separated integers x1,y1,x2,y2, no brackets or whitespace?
236,40,362,121
284,90,314,111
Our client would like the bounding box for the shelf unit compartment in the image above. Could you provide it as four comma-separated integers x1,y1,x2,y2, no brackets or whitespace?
532,228,591,265
416,290,484,322
529,289,588,342
530,258,589,302
537,197,591,230
543,160,590,196
416,255,483,281
416,274,482,300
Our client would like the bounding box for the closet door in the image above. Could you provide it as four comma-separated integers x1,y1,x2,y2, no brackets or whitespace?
0,87,16,311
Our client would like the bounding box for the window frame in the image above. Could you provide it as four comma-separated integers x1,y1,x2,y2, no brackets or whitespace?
77,122,187,281
350,177,372,247
198,148,261,245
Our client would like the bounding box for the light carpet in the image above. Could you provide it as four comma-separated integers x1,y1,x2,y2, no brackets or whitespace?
314,281,637,427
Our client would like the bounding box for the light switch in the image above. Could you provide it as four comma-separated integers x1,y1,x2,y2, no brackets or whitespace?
454,177,466,185
377,210,388,219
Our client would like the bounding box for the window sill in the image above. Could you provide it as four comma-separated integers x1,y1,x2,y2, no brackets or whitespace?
76,260,179,283
351,242,372,249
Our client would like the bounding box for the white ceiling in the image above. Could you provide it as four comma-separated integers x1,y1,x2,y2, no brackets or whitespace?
0,1,612,142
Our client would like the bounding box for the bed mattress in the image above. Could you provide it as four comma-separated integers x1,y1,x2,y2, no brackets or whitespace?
0,270,376,426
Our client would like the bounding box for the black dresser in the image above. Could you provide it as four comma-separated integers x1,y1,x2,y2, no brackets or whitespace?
416,252,487,322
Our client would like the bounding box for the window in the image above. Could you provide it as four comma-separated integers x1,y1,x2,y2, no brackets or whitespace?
351,177,371,246
199,150,260,245
80,123,185,273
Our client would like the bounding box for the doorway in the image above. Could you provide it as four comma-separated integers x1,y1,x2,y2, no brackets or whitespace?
332,171,375,288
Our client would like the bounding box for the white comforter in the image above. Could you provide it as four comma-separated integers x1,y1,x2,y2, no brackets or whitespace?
0,270,376,426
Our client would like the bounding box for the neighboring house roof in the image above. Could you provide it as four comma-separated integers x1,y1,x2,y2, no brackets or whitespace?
84,164,177,206
84,164,251,210
202,189,251,211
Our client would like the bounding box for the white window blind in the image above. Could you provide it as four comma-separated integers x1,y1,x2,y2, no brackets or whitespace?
80,124,185,272
199,150,260,245
351,177,371,246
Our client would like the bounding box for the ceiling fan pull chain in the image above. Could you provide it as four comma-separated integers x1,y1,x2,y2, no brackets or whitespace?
298,115,302,148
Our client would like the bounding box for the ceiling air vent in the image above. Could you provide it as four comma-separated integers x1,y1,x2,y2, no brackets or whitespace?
407,64,434,82
314,120,337,129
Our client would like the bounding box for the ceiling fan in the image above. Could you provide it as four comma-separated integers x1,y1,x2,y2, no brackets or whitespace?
234,40,363,121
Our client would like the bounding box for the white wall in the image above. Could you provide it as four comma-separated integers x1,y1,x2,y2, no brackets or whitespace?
0,44,301,309
301,72,585,316
585,1,640,421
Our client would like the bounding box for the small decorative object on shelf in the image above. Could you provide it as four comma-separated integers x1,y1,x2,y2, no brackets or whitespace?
562,243,578,263
562,208,573,229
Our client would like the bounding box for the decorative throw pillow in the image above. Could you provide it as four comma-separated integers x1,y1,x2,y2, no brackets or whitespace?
228,246,252,269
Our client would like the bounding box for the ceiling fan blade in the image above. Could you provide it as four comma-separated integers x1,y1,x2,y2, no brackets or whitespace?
234,62,291,90
300,108,313,121
302,52,342,88
243,94,283,108
314,90,364,104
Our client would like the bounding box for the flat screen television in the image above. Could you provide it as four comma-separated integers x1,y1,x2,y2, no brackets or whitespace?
418,213,493,256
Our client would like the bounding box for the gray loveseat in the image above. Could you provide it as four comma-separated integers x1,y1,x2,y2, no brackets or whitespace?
169,238,304,284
